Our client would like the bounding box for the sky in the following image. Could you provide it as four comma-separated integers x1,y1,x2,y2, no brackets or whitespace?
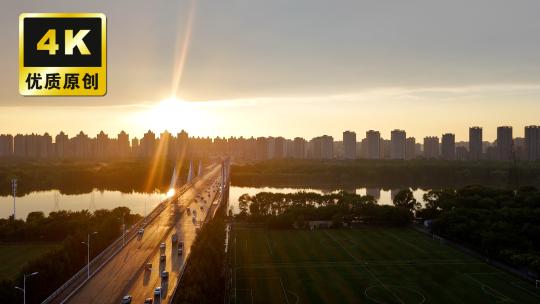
1,0,540,141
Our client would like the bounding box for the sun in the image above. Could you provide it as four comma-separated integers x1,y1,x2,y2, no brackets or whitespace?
138,97,203,133
166,188,176,198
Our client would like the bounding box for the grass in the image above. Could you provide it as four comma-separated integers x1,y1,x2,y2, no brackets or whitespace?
230,227,540,304
0,242,59,280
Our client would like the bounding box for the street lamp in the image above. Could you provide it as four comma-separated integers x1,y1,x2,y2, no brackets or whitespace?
118,213,125,246
81,232,98,279
11,178,17,219
15,271,38,304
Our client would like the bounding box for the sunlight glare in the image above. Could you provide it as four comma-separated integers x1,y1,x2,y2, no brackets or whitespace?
166,188,176,198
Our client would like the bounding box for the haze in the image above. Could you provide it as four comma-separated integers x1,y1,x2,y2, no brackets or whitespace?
1,0,540,141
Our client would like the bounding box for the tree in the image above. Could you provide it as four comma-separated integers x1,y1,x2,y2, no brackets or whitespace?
26,211,45,224
238,194,250,215
393,189,420,211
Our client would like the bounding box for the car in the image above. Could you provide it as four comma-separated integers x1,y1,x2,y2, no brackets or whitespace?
143,298,153,304
171,233,178,243
138,228,144,235
179,241,184,248
160,254,166,262
121,295,132,304
161,271,169,279
144,262,152,270
159,242,166,250
178,247,183,255
154,287,162,298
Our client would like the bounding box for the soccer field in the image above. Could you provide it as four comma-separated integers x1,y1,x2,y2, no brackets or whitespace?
0,242,59,280
230,227,540,304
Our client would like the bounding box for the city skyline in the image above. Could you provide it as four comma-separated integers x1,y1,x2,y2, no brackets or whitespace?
2,124,540,161
2,1,540,140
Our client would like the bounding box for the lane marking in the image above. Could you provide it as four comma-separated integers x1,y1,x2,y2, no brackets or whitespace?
280,277,290,304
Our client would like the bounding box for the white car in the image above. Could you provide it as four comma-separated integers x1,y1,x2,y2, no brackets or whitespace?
138,228,144,235
159,242,166,250
161,271,169,279
154,287,162,298
121,295,132,303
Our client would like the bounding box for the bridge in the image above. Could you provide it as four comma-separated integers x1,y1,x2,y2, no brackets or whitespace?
42,160,230,304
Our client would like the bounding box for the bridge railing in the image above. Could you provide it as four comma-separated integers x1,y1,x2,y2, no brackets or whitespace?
41,171,209,304
168,162,230,303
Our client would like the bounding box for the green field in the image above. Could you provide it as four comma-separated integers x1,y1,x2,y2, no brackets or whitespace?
230,227,540,304
0,242,59,280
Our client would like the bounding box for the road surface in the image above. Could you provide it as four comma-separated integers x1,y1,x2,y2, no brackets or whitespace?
66,165,222,304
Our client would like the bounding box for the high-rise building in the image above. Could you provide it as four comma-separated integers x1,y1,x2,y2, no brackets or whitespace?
441,133,456,160
292,137,307,159
117,131,130,157
366,130,380,160
423,136,439,158
525,125,540,161
405,137,416,160
456,146,468,161
55,132,69,158
140,130,156,157
255,137,268,160
390,129,406,159
343,131,356,160
96,131,110,158
310,135,333,159
0,134,13,157
73,131,91,158
496,126,513,161
131,138,140,156
469,127,482,161
177,130,189,157
274,137,286,159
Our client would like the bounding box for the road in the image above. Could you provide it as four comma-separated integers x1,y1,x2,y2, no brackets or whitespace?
66,165,223,304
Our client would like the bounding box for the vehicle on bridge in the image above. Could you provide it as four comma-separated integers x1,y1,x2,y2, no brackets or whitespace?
154,287,162,298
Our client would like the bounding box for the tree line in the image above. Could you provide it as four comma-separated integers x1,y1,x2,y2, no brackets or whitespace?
0,207,141,303
231,159,540,189
0,159,199,196
234,191,416,228
419,185,540,276
172,202,227,304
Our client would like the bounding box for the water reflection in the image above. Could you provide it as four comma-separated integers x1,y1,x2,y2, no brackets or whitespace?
0,190,165,220
228,186,429,214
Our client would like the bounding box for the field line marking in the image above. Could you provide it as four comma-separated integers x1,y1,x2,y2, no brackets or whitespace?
386,230,427,254
323,230,359,262
323,231,405,304
266,235,273,256
510,281,540,299
464,273,515,303
280,277,290,304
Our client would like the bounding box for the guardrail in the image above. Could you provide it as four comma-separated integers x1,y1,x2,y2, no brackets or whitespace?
168,165,230,303
41,166,215,304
